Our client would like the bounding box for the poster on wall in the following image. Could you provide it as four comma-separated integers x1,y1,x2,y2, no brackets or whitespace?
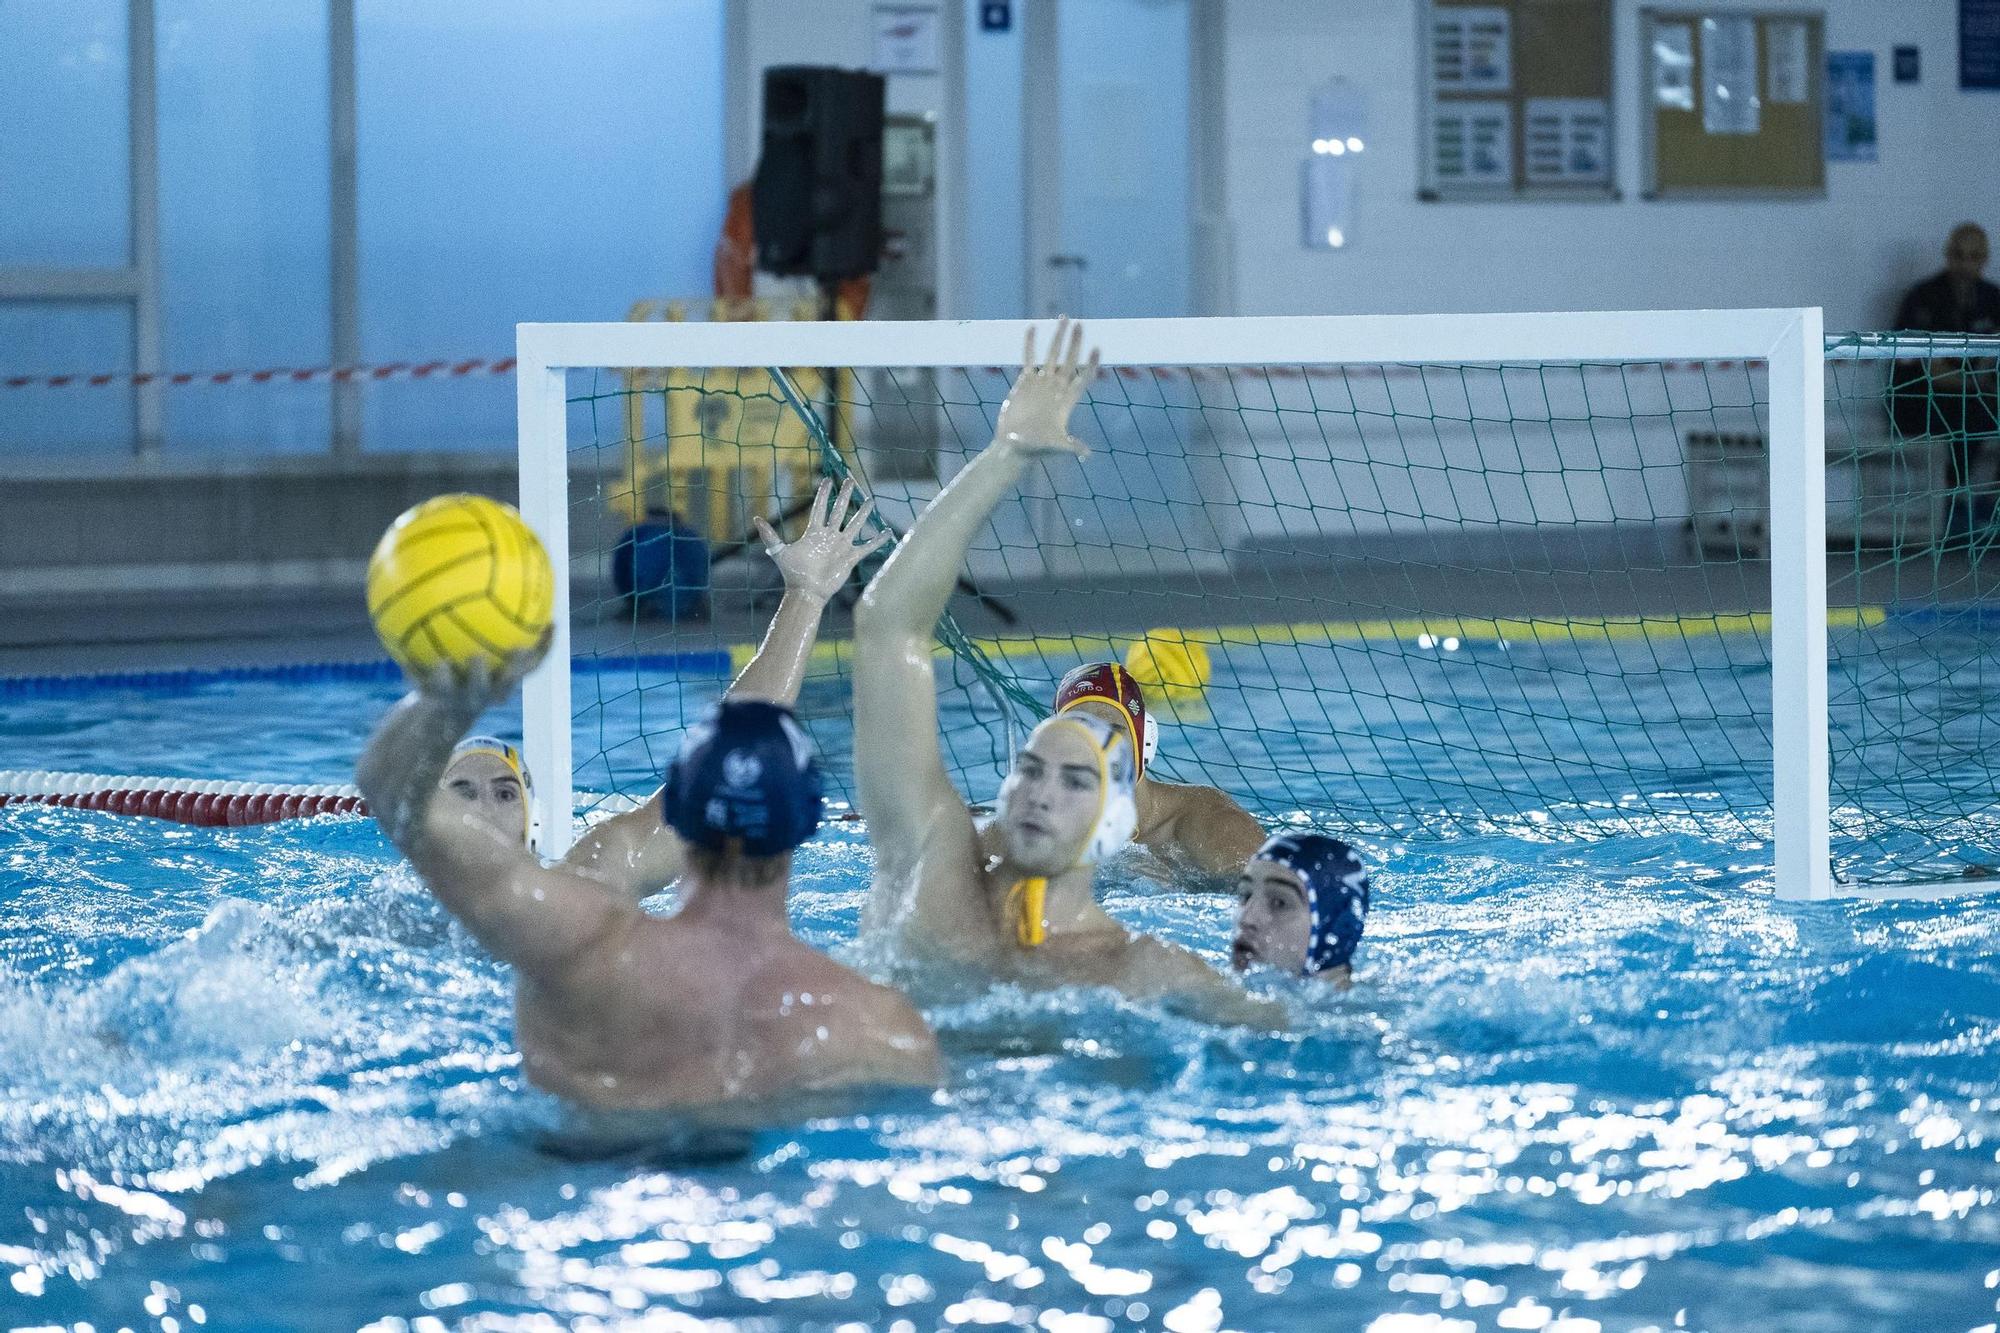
1825,50,1877,161
1966,0,2000,89
1700,16,1761,133
1653,21,1696,109
1432,7,1512,92
1523,98,1610,184
1432,100,1513,186
1766,19,1812,103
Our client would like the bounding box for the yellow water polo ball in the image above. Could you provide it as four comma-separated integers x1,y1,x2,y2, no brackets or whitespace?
367,494,555,677
1124,628,1212,702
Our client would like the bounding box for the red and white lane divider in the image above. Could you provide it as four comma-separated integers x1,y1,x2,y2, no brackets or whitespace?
1,359,516,392
0,770,365,827
1,354,1755,394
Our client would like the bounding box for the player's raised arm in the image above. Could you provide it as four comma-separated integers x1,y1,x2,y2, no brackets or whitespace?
563,479,887,899
357,646,635,981
854,319,1099,938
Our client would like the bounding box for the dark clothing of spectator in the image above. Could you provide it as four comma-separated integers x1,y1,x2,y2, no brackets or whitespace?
1889,273,2000,489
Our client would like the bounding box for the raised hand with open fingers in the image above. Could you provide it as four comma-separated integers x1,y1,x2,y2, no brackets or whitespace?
994,315,1101,459
753,476,892,606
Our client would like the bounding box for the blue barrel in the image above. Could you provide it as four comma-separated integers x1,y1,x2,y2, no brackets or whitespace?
612,510,711,620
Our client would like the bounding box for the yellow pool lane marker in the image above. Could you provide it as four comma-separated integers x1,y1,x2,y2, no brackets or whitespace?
729,606,1892,673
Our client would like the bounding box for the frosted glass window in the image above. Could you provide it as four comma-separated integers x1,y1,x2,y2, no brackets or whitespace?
0,304,135,454
357,0,726,452
0,1,130,267
158,0,332,454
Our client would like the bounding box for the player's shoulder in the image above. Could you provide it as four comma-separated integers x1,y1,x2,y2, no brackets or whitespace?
1115,930,1216,986
750,949,940,1081
745,946,927,1034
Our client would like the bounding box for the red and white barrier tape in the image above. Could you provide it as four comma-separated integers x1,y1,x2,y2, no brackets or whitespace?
2,354,1757,393
2,358,515,392
0,770,365,828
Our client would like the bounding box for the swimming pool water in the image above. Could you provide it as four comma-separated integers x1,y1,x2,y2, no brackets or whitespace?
1,651,1997,1331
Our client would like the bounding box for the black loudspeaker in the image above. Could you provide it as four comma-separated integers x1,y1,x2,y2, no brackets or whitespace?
752,66,885,280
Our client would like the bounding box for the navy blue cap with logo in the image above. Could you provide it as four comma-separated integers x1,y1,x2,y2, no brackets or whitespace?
661,699,825,856
1254,832,1371,974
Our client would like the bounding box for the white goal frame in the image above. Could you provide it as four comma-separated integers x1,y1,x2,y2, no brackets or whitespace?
516,309,1830,900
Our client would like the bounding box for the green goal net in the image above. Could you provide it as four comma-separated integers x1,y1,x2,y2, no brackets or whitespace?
551,324,2000,887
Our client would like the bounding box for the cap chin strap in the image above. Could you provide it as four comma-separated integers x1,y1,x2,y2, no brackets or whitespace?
1006,876,1049,946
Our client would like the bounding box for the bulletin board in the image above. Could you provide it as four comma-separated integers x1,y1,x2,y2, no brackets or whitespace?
1641,10,1825,198
1420,0,1616,199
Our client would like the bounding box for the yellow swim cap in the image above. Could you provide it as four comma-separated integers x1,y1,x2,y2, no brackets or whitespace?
447,735,537,850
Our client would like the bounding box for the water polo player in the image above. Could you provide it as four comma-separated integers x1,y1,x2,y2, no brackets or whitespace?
361,675,940,1110
1231,833,1371,982
851,318,1283,1029
443,735,537,849
1052,661,1266,885
430,478,884,896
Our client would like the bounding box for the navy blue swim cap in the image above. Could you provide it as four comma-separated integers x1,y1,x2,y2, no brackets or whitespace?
1254,833,1371,974
661,699,824,857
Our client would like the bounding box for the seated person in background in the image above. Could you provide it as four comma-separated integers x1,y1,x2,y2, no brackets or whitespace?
437,478,883,894
1230,833,1372,985
1053,661,1265,886
359,670,942,1111
1890,223,2000,526
852,318,1283,1030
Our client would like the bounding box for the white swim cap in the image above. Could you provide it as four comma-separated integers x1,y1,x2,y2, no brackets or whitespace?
1000,712,1138,869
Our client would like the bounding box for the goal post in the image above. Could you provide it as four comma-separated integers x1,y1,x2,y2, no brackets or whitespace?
514,309,1834,899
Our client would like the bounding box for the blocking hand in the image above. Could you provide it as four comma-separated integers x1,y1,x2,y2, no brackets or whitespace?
753,477,891,606
994,316,1100,459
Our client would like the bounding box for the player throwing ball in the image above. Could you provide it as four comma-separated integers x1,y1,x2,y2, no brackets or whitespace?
853,319,1282,1029
423,479,884,897
360,677,940,1112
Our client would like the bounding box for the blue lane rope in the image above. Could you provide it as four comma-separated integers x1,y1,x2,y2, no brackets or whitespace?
0,651,734,699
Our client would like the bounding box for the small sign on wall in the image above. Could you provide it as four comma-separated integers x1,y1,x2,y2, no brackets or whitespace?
1432,6,1512,92
1701,15,1761,134
1523,97,1609,184
1825,50,1877,161
1433,100,1513,186
873,4,939,75
1965,0,2000,89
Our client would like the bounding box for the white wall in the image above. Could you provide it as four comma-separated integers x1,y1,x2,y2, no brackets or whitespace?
1223,1,2000,330
725,1,1998,561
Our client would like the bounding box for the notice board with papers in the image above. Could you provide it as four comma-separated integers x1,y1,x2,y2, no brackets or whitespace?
1641,8,1826,197
1421,0,1615,199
